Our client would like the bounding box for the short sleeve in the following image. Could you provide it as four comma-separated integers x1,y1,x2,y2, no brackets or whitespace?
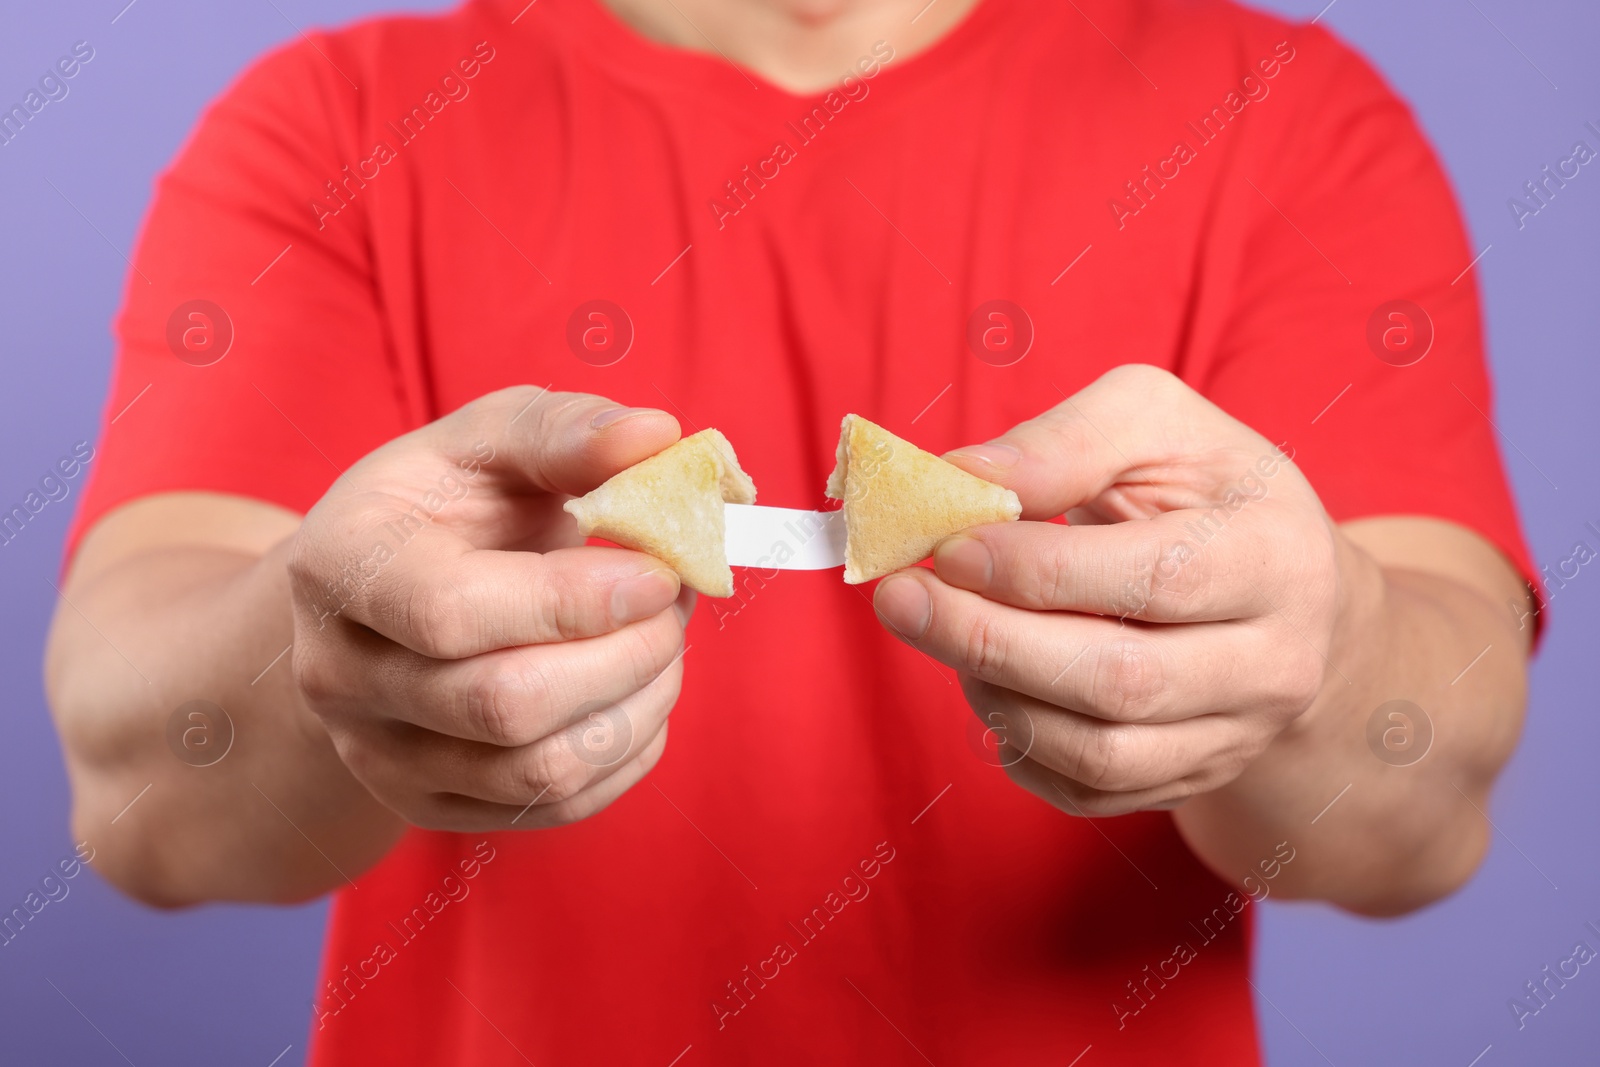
65,37,416,564
1187,27,1537,608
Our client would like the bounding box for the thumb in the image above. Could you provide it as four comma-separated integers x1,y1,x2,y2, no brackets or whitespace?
428,386,682,497
940,365,1227,519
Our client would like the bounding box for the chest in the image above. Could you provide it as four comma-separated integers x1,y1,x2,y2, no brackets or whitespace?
367,50,1220,502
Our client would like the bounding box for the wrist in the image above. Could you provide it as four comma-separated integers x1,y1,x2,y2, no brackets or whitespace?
1283,522,1389,742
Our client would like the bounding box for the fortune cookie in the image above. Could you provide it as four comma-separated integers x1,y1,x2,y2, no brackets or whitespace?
564,428,757,597
826,414,1021,584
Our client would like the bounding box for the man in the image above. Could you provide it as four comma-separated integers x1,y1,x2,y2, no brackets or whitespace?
46,0,1535,1062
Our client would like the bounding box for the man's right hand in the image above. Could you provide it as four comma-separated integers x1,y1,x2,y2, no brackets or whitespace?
288,388,692,831
50,386,693,904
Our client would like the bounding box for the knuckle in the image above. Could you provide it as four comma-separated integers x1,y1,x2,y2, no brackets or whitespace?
1154,782,1199,811
404,578,473,659
521,388,584,429
1029,544,1077,609
1273,645,1326,713
1149,535,1200,608
522,394,593,475
961,612,1008,678
1069,723,1132,791
1090,639,1163,720
537,567,588,641
286,534,353,625
637,724,669,772
1091,725,1144,791
538,796,590,827
1042,773,1110,817
462,660,537,746
519,744,589,806
493,383,549,412
284,533,320,592
291,641,342,709
1210,735,1263,786
467,385,541,431
1105,362,1176,394
991,707,1036,761
324,726,371,778
1137,363,1182,395
641,656,686,715
1073,792,1125,817
544,732,665,827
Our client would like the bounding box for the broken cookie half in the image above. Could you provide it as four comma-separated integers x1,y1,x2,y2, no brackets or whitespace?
826,414,1022,584
564,428,757,598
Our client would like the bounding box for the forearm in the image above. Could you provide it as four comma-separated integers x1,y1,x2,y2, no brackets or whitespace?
46,537,404,907
1173,532,1529,916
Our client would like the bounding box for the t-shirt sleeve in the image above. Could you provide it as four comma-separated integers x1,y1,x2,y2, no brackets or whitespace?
65,36,417,565
1185,25,1538,616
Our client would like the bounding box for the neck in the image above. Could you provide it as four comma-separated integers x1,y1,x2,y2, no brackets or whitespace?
598,0,982,92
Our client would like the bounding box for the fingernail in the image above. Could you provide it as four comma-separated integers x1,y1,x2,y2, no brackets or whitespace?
611,568,680,624
946,443,1020,470
875,574,932,641
591,406,660,429
934,535,992,591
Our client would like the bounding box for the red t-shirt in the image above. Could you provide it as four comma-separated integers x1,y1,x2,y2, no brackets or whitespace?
72,0,1533,1062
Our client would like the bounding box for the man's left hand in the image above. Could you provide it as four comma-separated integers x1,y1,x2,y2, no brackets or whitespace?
874,364,1358,816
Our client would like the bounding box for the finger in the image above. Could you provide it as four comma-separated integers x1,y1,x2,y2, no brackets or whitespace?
303,605,687,745
327,531,682,658
291,388,681,650
424,386,683,498
407,723,672,832
938,365,1259,518
1002,749,1192,818
297,389,691,658
307,388,679,561
962,676,1256,799
874,567,1292,724
932,515,1286,623
354,658,679,809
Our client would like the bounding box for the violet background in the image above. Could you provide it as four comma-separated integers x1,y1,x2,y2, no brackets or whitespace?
0,0,1594,1063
